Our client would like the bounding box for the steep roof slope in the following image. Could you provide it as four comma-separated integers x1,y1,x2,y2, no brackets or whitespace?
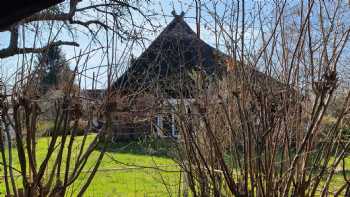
113,13,226,97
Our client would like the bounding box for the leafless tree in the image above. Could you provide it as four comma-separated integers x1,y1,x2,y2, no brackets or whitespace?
0,0,152,59
0,0,153,196
172,0,350,196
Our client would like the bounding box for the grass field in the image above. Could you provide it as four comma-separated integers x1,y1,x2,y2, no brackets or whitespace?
1,133,349,196
0,134,182,197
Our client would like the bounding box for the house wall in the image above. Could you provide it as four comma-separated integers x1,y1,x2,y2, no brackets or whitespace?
155,98,195,138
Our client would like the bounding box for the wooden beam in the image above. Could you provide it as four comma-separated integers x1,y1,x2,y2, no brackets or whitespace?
0,0,64,31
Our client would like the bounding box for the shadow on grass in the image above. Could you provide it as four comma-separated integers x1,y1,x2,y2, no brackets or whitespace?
97,137,178,158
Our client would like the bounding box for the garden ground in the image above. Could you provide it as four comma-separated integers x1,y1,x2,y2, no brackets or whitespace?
0,134,349,196
0,134,181,196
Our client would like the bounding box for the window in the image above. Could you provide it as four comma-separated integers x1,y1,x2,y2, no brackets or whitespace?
154,112,179,138
163,113,173,137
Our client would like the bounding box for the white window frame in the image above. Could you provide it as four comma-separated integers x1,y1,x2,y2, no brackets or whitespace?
155,99,195,138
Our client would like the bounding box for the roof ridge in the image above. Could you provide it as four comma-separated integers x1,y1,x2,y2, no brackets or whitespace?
113,13,226,94
156,14,196,38
130,15,198,68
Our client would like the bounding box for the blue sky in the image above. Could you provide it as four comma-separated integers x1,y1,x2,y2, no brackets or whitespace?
0,0,298,89
0,0,225,89
2,0,350,91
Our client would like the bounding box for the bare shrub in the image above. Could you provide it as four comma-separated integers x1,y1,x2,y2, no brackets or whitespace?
173,1,350,196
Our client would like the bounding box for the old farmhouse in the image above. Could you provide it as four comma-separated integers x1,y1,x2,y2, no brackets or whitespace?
108,12,286,140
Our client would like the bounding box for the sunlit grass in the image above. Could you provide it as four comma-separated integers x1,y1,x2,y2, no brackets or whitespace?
2,133,349,196
0,134,181,196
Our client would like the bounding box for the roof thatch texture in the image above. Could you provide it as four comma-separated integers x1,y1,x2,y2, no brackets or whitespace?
113,13,291,99
113,14,226,98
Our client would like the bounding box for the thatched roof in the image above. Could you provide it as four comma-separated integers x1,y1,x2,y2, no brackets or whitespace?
113,12,226,97
113,12,290,99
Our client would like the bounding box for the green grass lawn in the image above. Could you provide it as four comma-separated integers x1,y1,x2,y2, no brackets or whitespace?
2,133,350,196
0,134,182,196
